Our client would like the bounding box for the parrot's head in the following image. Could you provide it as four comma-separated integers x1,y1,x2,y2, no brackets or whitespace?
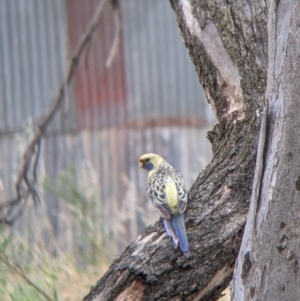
139,153,164,171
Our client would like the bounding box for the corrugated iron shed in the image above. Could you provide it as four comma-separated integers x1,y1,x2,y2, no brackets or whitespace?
0,0,214,258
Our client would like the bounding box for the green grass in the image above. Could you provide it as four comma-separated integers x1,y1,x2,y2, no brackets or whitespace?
0,166,110,301
0,231,108,301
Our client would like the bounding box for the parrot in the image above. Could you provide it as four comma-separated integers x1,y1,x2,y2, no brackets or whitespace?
139,153,190,257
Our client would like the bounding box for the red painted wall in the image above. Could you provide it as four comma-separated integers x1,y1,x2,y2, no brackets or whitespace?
66,0,126,129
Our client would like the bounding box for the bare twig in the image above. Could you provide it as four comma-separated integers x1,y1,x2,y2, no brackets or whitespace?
0,0,109,225
105,0,121,68
64,80,70,115
84,38,93,69
0,253,55,301
33,139,41,183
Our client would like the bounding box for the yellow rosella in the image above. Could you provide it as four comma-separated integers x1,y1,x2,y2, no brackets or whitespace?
139,153,190,257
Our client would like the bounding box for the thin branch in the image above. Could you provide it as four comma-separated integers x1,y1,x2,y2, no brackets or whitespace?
33,139,41,183
64,80,70,116
0,254,55,301
105,0,121,68
0,0,109,225
84,38,93,69
0,197,21,210
67,0,108,83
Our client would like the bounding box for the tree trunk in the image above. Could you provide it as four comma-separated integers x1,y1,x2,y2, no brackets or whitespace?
232,1,300,300
83,0,270,300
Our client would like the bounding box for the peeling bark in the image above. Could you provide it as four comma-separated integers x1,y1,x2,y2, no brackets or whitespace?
232,1,300,300
83,1,269,300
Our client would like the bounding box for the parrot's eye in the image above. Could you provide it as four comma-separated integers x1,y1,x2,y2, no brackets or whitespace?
145,158,150,162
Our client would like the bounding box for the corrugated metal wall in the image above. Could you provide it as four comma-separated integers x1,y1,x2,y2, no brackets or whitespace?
0,0,69,209
0,0,72,134
0,0,214,259
122,0,212,123
67,0,126,129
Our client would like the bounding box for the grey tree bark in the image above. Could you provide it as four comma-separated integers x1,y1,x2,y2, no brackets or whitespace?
83,0,300,300
232,1,300,300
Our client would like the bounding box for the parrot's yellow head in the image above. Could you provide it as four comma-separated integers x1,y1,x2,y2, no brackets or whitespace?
139,153,164,171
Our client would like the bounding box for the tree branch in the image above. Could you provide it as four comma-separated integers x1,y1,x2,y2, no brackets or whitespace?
105,0,121,68
82,0,268,300
82,115,262,301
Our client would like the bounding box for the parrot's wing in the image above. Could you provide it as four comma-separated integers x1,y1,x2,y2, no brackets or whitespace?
147,187,171,219
173,173,188,214
147,164,188,218
178,199,187,214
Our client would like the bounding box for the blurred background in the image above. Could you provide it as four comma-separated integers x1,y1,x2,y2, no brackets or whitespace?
0,0,221,300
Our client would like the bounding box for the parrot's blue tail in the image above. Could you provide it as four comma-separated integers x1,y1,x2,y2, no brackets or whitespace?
163,219,178,248
171,213,190,257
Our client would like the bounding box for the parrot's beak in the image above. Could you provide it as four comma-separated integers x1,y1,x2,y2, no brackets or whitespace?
139,158,145,169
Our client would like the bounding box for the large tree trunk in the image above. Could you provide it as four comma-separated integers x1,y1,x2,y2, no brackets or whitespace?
82,0,290,300
231,1,300,300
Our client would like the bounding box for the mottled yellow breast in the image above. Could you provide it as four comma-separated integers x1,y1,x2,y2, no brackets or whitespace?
165,180,179,214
